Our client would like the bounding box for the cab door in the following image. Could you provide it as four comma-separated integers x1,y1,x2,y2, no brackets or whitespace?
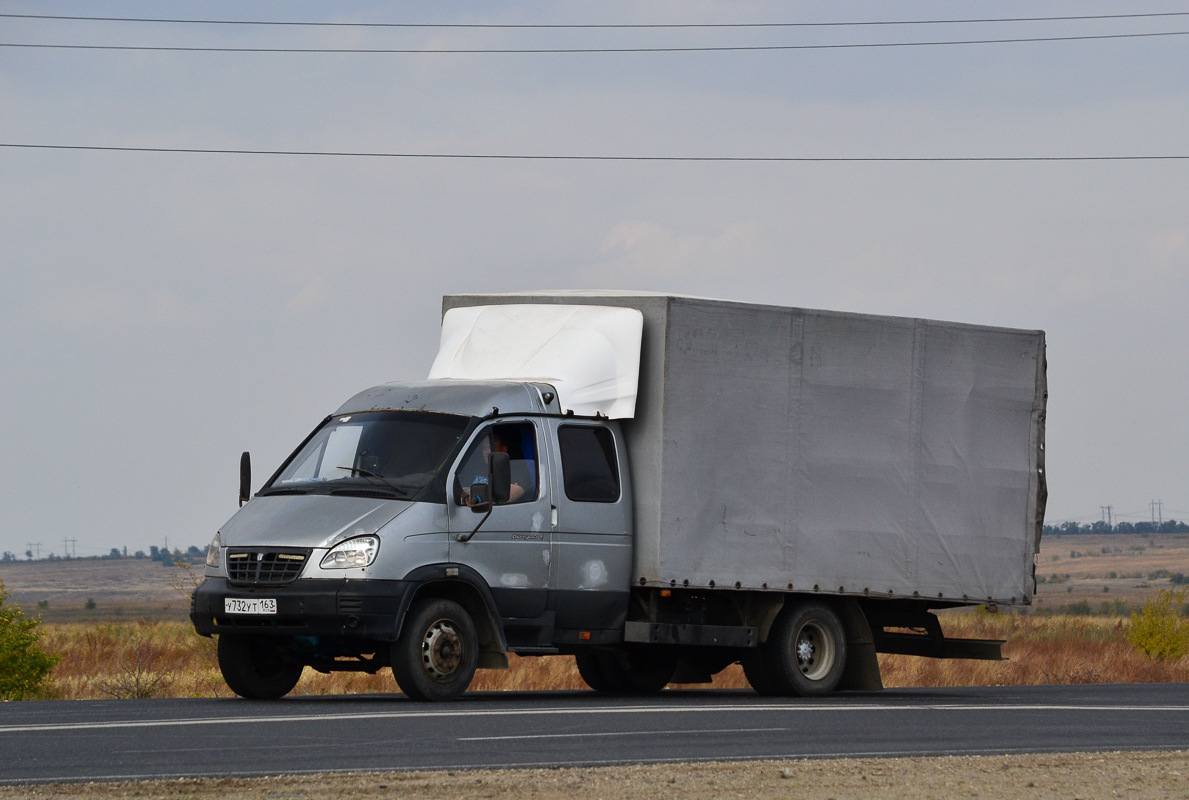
447,420,552,622
545,420,633,633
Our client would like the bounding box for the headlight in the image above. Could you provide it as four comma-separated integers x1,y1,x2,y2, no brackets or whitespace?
320,536,379,569
206,532,221,568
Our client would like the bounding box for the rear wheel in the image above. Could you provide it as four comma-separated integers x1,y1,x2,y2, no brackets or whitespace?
762,602,847,697
576,647,676,694
217,635,304,699
391,599,478,702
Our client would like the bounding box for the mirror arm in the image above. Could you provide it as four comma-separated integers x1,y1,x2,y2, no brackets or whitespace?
456,508,493,543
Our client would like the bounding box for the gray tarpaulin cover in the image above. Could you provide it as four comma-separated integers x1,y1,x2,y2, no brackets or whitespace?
444,292,1047,606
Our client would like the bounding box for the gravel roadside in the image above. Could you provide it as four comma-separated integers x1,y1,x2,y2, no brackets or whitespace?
6,750,1187,799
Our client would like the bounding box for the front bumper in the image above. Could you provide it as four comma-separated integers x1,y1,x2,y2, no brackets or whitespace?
191,577,413,641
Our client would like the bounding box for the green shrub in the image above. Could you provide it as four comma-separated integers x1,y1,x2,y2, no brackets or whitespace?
0,580,61,699
1128,589,1189,661
84,598,96,610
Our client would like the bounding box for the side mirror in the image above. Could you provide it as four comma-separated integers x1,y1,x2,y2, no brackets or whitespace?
458,451,512,541
490,451,511,504
464,451,510,513
239,451,251,507
467,480,492,513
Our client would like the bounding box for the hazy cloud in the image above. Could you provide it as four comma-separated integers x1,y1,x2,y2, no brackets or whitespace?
35,288,195,331
598,220,758,278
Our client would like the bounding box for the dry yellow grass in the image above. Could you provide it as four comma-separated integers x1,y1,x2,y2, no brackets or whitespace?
34,609,1189,700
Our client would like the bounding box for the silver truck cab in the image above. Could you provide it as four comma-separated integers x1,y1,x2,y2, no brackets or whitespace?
192,380,632,700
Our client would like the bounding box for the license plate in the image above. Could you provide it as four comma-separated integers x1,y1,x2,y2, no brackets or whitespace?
224,597,277,615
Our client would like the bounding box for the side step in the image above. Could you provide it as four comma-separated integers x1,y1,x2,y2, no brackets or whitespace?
508,646,560,656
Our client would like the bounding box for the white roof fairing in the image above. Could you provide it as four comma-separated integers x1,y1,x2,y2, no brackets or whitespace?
426,304,644,418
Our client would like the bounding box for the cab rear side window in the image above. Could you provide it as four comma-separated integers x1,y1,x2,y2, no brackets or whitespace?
558,426,620,503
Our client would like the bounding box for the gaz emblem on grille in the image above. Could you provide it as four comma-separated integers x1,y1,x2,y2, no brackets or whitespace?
257,552,264,561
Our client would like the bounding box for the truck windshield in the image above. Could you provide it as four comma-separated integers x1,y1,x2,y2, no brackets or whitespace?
265,411,472,499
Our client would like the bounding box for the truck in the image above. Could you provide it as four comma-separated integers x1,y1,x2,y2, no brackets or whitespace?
191,292,1047,701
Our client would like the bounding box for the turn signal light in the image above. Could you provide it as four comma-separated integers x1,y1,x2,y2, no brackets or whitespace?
578,631,591,640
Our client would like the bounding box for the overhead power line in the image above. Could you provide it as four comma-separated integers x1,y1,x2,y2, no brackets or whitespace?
3,10,1189,29
3,29,1188,53
3,143,1187,162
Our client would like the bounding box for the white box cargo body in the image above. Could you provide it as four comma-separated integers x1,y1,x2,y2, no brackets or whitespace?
446,292,1047,607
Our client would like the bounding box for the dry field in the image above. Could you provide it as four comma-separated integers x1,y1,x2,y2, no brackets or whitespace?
35,611,1189,700
1035,532,1189,609
6,751,1189,800
8,533,1189,699
3,531,1186,624
0,559,195,622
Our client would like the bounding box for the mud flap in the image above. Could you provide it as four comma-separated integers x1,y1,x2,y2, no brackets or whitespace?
834,598,883,692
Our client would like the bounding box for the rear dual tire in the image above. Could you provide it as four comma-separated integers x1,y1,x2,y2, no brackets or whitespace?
745,602,847,697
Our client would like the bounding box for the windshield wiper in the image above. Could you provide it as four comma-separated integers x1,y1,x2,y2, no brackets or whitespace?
336,466,413,498
258,487,311,496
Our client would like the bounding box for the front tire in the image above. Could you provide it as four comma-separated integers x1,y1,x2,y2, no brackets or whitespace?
762,602,847,697
217,635,303,699
391,599,478,701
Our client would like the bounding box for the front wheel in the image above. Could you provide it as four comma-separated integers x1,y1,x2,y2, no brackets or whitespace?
391,599,478,701
762,602,847,697
217,635,304,699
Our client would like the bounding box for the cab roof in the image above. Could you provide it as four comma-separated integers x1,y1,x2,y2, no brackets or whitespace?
334,380,549,418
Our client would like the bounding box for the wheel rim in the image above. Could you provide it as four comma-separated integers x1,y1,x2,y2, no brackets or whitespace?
794,620,836,681
421,619,464,682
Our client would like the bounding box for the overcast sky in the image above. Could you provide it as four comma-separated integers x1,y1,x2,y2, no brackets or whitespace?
1,1,1187,557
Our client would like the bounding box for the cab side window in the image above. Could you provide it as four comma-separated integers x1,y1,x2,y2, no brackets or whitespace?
454,422,539,505
558,426,620,503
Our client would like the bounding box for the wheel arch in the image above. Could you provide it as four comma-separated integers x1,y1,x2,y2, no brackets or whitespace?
399,564,509,669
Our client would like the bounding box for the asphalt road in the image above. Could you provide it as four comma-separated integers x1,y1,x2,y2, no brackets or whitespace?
2,684,1188,784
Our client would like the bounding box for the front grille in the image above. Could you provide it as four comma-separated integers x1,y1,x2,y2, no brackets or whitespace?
226,548,311,587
